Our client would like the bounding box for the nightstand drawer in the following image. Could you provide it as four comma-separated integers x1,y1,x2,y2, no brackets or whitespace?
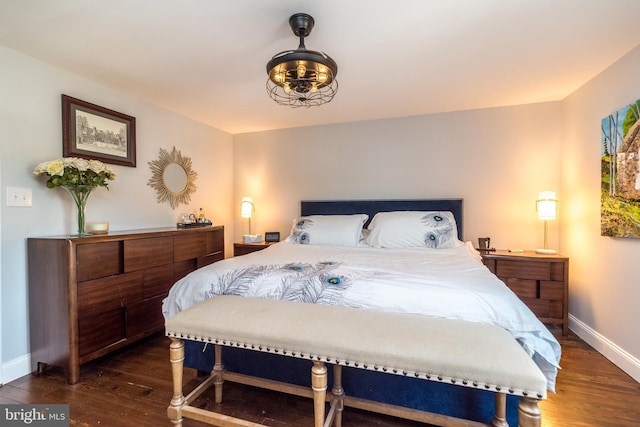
234,242,272,256
496,260,551,280
522,297,562,317
521,297,549,317
504,278,537,298
540,280,564,300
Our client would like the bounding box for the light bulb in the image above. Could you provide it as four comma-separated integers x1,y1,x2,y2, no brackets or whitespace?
297,64,306,78
283,83,292,93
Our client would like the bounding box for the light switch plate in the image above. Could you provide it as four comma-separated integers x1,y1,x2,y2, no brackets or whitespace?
6,186,32,207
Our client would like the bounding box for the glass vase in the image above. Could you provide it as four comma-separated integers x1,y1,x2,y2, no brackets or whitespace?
63,185,95,236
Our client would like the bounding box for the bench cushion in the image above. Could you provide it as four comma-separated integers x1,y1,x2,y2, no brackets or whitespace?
165,295,547,399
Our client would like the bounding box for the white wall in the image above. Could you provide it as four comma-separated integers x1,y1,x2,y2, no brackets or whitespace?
561,45,640,381
0,46,234,383
233,102,563,250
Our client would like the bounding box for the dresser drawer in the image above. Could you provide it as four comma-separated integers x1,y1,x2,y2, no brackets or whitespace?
76,241,123,281
77,271,144,315
127,295,165,338
206,227,224,255
197,251,224,268
143,263,175,299
174,259,197,281
174,233,207,262
78,308,125,356
124,236,173,272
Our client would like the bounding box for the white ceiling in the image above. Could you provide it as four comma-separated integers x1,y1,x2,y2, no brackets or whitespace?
2,0,640,134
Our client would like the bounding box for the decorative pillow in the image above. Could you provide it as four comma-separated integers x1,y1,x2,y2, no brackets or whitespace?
366,211,460,249
287,214,368,246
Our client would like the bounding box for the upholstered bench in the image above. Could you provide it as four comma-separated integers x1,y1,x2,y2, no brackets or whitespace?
165,295,547,427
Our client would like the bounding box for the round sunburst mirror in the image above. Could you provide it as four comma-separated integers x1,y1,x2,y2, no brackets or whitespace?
147,146,198,209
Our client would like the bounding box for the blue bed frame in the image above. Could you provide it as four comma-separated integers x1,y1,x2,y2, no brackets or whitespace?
182,198,521,425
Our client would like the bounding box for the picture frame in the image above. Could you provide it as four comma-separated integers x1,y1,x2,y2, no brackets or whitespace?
62,94,136,167
600,97,640,238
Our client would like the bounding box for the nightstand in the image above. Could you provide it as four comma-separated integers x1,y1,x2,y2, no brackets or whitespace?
233,242,273,257
480,250,569,335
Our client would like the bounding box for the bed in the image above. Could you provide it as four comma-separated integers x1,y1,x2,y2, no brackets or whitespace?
162,199,561,425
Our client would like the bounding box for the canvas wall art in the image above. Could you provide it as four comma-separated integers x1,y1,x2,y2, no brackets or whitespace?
601,98,640,238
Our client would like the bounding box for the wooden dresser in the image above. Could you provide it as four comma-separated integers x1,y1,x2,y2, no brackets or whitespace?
480,250,569,335
28,226,224,384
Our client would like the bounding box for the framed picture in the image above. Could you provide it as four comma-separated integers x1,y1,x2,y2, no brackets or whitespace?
62,94,136,167
600,97,640,238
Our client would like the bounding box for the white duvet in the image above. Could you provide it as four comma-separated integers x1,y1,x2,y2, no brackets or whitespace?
162,241,561,391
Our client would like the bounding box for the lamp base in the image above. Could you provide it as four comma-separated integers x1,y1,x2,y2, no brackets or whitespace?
243,234,263,243
535,248,556,255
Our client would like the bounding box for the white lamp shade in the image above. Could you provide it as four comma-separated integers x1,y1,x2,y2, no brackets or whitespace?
241,197,253,218
537,191,557,220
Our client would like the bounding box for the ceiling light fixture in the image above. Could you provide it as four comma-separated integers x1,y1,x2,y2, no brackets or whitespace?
266,13,338,108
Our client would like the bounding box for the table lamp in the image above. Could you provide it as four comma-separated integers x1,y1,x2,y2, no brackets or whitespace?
241,197,262,243
535,191,557,254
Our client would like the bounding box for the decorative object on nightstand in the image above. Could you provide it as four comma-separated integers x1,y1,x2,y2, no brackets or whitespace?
481,250,569,335
265,231,280,243
241,197,262,243
477,237,495,251
535,191,558,254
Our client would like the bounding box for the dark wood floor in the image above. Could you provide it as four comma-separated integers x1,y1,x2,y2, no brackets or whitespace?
1,327,639,426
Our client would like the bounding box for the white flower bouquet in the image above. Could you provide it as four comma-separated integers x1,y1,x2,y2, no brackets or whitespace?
33,157,116,235
33,157,116,189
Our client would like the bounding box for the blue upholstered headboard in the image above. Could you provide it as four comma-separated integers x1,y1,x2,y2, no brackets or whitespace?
300,199,463,240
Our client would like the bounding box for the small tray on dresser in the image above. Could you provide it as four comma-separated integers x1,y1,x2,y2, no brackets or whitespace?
177,221,212,229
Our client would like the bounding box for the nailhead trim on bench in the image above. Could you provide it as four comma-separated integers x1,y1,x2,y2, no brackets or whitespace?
165,331,544,399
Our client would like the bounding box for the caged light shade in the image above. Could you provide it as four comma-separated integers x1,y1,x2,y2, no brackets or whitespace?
266,13,338,108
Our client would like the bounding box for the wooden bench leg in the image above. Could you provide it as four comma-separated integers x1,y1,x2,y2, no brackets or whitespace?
331,365,345,427
312,361,327,427
167,338,185,426
490,393,508,427
518,397,541,427
213,344,224,404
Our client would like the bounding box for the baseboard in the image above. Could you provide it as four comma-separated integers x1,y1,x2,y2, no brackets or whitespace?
569,314,640,383
1,354,31,385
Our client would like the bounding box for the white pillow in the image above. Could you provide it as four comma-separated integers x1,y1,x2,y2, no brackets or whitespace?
287,214,369,246
366,211,460,249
